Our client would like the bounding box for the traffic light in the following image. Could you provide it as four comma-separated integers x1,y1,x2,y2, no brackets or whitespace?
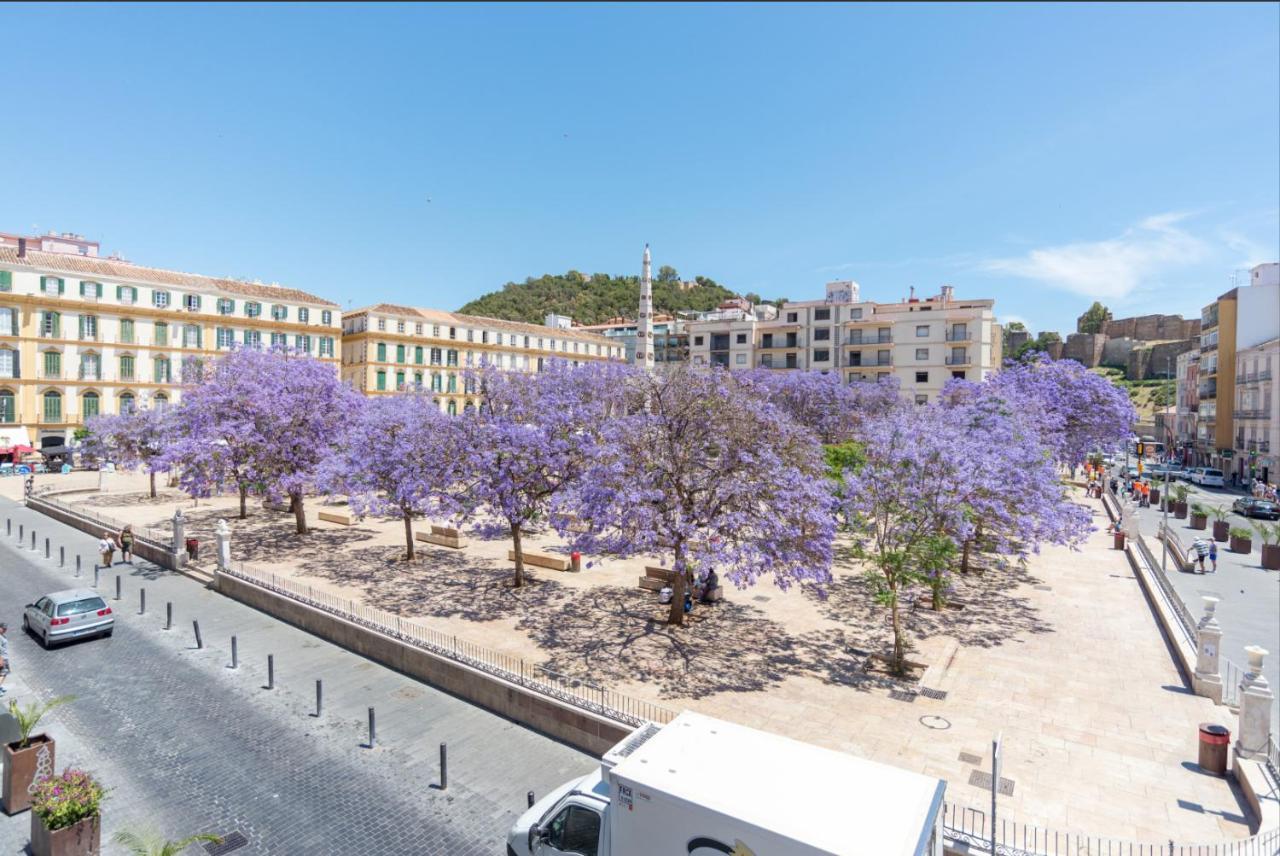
1136,442,1145,457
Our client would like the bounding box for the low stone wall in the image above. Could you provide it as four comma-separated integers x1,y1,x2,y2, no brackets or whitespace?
213,570,632,756
26,494,178,571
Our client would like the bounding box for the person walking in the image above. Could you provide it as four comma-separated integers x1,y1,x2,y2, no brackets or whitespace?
0,623,9,697
1191,537,1209,573
98,531,115,569
1208,540,1218,573
118,525,135,565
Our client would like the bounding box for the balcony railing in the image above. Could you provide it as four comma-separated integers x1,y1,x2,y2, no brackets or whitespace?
1247,440,1272,453
1198,384,1217,399
945,330,972,342
846,336,892,346
1236,370,1274,385
945,354,970,366
1234,409,1266,419
39,369,63,380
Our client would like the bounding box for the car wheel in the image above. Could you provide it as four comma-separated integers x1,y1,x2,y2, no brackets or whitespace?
39,629,50,650
101,629,113,639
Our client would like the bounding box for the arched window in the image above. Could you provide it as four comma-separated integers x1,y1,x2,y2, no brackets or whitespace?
463,400,475,414
153,356,171,384
42,390,63,422
447,400,457,416
81,391,100,420
153,393,169,413
119,393,136,414
0,390,14,424
447,374,457,393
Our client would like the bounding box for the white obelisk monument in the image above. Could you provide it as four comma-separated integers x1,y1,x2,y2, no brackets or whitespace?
638,244,656,372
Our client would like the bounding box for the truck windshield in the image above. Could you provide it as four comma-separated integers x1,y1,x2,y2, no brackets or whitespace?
547,805,601,856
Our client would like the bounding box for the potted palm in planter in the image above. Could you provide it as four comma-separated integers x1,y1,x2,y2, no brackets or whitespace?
3,696,73,815
1172,484,1190,519
114,829,222,855
1256,523,1280,571
1228,526,1253,555
1189,503,1209,530
1211,507,1231,542
29,768,104,856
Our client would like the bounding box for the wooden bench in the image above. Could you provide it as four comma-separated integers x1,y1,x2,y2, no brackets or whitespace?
638,566,676,592
318,510,358,526
509,549,571,572
416,525,467,549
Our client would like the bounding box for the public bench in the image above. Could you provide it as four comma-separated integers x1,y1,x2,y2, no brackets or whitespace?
416,525,467,549
509,549,571,571
318,510,358,526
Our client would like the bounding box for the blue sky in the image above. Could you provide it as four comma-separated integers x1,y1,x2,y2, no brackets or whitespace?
2,3,1277,334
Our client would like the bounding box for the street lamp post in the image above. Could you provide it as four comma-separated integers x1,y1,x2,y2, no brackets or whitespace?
1161,355,1171,571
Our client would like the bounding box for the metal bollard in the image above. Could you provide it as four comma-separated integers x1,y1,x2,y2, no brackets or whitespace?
368,707,376,748
230,636,238,669
75,554,81,578
193,620,203,649
267,654,275,690
315,680,323,717
115,575,122,601
92,564,98,587
59,546,64,567
18,524,23,541
527,791,535,808
44,538,49,559
165,602,172,630
439,743,448,790
5,519,8,537
30,531,35,550
140,588,146,615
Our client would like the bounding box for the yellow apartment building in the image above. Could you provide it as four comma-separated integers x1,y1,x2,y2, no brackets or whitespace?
0,243,340,449
341,304,625,413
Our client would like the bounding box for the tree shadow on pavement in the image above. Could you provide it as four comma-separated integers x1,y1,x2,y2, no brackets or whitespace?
77,491,186,508
172,506,380,565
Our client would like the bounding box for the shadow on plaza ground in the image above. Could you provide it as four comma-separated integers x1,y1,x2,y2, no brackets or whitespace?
77,489,187,508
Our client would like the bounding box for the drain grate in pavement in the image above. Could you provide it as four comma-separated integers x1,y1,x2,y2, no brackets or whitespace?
918,687,948,700
1034,584,1052,591
889,690,918,703
968,770,1016,796
205,832,249,855
958,751,983,765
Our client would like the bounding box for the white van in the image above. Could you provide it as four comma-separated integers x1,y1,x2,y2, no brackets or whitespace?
1199,468,1225,488
508,711,946,856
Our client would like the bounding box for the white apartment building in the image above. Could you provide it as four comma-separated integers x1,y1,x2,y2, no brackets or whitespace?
1234,337,1278,485
687,281,1001,403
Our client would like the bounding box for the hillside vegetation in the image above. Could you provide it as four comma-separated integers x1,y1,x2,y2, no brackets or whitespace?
1092,366,1173,425
458,270,739,326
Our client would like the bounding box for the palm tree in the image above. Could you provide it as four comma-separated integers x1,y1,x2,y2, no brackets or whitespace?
113,830,222,856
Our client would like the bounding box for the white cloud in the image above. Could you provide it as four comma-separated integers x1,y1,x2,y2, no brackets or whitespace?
982,213,1208,300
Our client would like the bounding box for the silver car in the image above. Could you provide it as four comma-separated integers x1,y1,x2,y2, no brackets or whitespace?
22,589,114,648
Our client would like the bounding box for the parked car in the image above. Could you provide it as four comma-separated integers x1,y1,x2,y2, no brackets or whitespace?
22,589,114,648
1232,497,1280,520
1199,468,1226,488
1185,467,1205,484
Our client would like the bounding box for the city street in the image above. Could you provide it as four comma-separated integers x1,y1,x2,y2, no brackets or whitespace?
0,497,592,854
1124,477,1280,718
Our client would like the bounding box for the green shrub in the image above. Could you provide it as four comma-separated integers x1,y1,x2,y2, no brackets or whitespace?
30,768,104,831
1228,527,1252,540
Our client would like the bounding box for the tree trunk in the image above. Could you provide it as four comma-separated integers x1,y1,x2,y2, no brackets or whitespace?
511,524,525,588
403,512,415,561
149,470,157,499
291,490,308,535
667,541,687,627
238,484,248,519
959,538,972,575
889,587,905,675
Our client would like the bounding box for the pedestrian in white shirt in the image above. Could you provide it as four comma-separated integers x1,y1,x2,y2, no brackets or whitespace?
98,531,116,569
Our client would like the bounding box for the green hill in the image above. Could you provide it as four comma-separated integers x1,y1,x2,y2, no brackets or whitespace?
457,270,741,326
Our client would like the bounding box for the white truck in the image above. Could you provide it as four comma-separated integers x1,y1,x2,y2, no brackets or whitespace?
507,711,946,856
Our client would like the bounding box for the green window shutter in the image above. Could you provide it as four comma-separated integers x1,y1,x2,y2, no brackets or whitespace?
414,346,423,364
376,343,387,362
79,316,85,339
79,281,86,297
57,278,65,295
396,371,405,388
116,285,122,300
0,271,11,291
376,370,387,391
396,344,405,363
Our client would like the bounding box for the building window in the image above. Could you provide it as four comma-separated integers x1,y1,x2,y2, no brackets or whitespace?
446,350,458,367
269,305,286,321
119,355,135,381
814,328,830,342
414,346,424,364
467,329,475,343
81,392,100,419
183,325,201,348
154,322,169,346
245,302,262,318
447,400,457,416
915,348,928,361
915,371,928,383
319,337,334,357
79,354,100,381
216,298,234,315
786,312,798,323
814,349,831,362
80,315,98,340
185,294,201,312
694,336,704,346
268,332,285,349
0,307,14,336
448,374,457,393
916,325,930,337
431,373,442,392
154,357,171,383
376,343,387,362
43,390,62,422
298,308,310,324
851,308,863,320
216,328,234,349
415,323,423,335
0,349,13,379
0,271,10,292
0,390,13,423
814,308,831,321
395,371,405,389
915,394,928,405
396,344,406,363
376,370,387,391
153,290,170,308
413,372,422,389
117,285,137,304
80,281,102,299
153,394,169,412
952,370,966,380
42,312,60,338
43,351,61,379
321,310,332,326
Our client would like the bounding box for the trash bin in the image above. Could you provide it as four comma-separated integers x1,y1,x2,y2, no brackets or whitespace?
1197,723,1230,775
1113,530,1126,550
570,551,581,573
185,537,200,560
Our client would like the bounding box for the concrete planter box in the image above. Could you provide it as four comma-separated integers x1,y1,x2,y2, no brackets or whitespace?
1174,501,1188,519
3,735,53,815
1229,535,1252,555
1213,521,1230,542
1262,544,1280,571
1150,488,1161,506
31,811,99,856
1190,513,1207,530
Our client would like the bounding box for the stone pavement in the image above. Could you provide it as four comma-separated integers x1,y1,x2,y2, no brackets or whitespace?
0,495,593,855
25,474,1261,845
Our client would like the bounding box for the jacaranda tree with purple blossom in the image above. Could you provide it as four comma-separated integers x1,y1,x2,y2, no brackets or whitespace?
84,406,174,498
741,368,901,445
570,365,836,627
164,347,360,534
319,393,467,560
462,359,630,588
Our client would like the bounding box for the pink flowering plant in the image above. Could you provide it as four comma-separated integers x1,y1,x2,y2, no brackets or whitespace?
30,768,105,831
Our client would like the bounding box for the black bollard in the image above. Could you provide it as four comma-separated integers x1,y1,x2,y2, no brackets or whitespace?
439,743,448,790
193,620,203,649
59,546,64,567
30,531,35,550
18,524,23,541
230,636,238,669
44,538,49,559
165,602,172,630
267,654,275,690
527,791,535,808
315,680,323,717
368,707,376,748
115,575,122,601
92,564,98,588
5,519,8,537
139,588,146,615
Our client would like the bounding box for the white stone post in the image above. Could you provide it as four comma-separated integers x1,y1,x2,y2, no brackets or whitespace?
1235,646,1274,761
171,508,187,568
214,519,231,572
1192,597,1224,704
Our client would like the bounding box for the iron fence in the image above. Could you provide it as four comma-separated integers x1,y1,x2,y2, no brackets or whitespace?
943,801,1280,855
30,491,172,548
1223,658,1244,709
220,562,677,729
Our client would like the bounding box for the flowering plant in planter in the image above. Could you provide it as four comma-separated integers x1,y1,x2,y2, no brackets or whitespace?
30,768,105,832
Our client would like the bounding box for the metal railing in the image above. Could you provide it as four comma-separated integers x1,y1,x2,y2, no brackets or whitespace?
942,801,1280,855
945,355,970,366
220,561,678,729
1266,732,1279,784
1223,658,1243,709
945,330,972,342
29,491,172,547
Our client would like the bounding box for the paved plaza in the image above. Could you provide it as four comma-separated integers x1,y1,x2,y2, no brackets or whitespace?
12,472,1263,846
0,495,592,855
